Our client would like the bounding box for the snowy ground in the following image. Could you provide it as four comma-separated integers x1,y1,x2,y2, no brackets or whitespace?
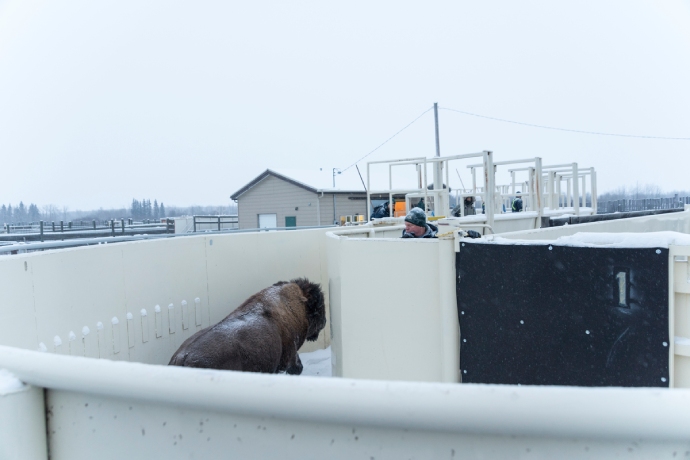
299,346,332,377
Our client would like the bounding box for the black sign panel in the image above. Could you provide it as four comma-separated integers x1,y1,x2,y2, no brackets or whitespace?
456,242,669,387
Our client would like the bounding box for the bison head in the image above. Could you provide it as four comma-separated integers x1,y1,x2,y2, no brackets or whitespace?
291,278,326,341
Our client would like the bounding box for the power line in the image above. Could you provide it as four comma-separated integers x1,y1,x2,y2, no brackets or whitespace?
440,107,690,141
341,106,433,172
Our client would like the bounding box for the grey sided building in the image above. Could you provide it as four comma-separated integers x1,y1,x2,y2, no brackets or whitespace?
230,169,369,229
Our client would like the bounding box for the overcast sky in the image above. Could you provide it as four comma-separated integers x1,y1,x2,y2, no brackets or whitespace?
1,0,689,210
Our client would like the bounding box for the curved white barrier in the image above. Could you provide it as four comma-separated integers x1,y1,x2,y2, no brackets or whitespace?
3,217,690,458
2,346,690,459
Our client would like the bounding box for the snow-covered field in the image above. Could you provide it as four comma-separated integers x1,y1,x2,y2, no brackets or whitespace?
299,346,332,377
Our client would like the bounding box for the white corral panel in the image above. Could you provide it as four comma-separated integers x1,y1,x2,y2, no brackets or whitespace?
328,231,459,383
2,348,690,460
0,380,47,460
121,236,209,364
0,257,38,350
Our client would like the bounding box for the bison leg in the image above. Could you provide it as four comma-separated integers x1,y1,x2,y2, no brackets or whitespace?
285,353,303,375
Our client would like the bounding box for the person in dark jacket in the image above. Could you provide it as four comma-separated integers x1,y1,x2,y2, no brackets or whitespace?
401,208,437,238
370,201,390,219
512,192,523,212
451,196,476,217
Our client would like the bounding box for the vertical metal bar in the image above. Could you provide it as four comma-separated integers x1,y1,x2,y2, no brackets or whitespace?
193,216,197,232
572,163,580,215
423,159,429,215
195,297,202,327
181,300,189,330
52,222,55,232
96,322,104,358
82,326,90,357
556,175,562,208
154,305,163,338
60,221,64,232
218,216,221,231
528,168,535,212
40,221,44,242
483,151,495,229
444,160,450,215
92,220,96,229
111,317,120,354
141,309,149,343
366,163,371,220
168,303,176,334
546,172,553,210
535,158,543,218
589,168,598,214
110,219,115,237
121,218,125,233
433,104,442,215
126,312,135,348
434,102,440,157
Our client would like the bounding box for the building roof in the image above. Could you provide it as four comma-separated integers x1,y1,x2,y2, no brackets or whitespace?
230,168,368,200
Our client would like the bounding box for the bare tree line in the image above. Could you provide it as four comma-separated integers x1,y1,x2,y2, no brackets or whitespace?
1,201,238,226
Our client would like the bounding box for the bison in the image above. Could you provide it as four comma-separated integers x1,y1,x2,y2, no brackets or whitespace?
168,278,326,375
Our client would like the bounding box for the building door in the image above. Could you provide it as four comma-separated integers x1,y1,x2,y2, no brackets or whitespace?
285,216,296,228
258,213,277,231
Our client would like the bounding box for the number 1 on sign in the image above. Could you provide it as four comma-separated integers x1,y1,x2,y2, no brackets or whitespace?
616,271,627,307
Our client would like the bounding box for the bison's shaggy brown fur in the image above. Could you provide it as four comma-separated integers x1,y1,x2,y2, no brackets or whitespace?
168,278,326,375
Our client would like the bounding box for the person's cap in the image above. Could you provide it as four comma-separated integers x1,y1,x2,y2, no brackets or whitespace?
404,207,427,228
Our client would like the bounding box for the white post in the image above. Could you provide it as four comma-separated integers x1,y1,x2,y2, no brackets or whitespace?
589,168,597,214
572,163,580,215
567,178,572,208
471,168,477,193
535,157,543,218
366,163,371,220
581,175,587,209
511,171,516,195
556,174,563,208
528,170,535,213
547,171,555,211
433,105,443,217
444,160,450,216
483,151,495,229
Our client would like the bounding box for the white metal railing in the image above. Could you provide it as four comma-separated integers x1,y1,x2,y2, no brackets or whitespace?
469,157,543,217
367,151,495,227
368,155,596,225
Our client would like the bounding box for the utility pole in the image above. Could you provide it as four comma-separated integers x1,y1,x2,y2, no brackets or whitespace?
433,102,446,215
434,102,440,158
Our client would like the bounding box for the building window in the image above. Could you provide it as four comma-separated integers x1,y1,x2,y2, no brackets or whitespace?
285,216,296,228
